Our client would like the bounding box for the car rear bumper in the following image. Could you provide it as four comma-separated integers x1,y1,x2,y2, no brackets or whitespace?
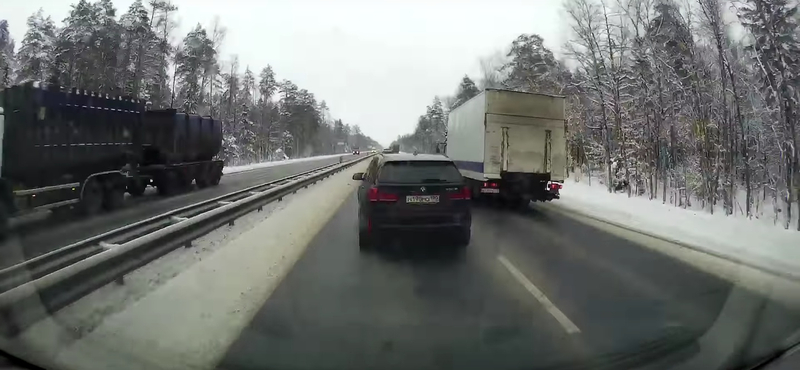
370,218,470,240
376,222,467,231
371,224,469,244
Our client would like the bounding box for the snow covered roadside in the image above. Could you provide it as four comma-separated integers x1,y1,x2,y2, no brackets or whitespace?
222,153,347,174
543,178,800,281
2,161,368,370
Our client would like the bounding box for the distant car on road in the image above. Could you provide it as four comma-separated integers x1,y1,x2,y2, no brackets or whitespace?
381,148,393,154
351,153,471,250
353,147,360,155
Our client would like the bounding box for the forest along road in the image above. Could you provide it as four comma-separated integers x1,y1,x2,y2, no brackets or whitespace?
219,193,800,370
0,154,361,268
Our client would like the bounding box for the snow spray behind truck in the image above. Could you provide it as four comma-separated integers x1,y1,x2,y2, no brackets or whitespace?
445,88,566,206
0,82,224,236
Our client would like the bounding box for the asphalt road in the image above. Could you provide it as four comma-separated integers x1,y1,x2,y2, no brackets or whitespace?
0,154,359,268
219,193,800,370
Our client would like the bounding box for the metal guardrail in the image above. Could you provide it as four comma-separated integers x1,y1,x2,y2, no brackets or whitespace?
0,157,364,294
0,154,371,336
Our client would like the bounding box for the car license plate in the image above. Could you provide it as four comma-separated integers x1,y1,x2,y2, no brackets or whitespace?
480,188,500,193
406,195,439,204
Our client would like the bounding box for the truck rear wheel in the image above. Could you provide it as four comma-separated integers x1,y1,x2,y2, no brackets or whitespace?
127,180,146,197
177,172,193,191
103,186,125,211
195,170,210,189
80,178,103,216
0,203,9,241
157,172,179,196
209,170,222,186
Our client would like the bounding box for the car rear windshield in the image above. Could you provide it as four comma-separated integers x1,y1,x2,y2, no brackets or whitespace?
377,161,463,184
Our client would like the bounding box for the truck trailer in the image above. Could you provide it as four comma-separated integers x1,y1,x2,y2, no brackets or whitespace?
445,88,566,206
0,82,224,236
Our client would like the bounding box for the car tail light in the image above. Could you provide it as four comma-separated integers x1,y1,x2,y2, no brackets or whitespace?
368,187,398,202
449,186,471,200
483,182,498,188
549,183,562,190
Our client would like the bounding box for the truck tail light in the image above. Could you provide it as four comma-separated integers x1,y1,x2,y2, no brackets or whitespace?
368,187,398,202
449,186,471,200
549,183,562,190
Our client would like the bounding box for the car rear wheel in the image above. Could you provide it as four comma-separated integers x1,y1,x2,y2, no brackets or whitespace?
455,227,471,247
358,230,373,251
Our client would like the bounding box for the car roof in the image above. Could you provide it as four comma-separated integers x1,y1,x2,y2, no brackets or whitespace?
380,153,452,162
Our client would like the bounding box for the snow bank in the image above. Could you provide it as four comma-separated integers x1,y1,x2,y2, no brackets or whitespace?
546,178,800,280
1,161,368,370
222,153,347,174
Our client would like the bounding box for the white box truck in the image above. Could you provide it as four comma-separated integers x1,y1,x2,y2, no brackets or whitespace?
444,89,566,205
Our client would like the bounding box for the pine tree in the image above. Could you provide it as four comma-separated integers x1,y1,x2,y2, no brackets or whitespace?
502,34,561,93
175,24,214,113
0,20,14,88
119,0,156,97
452,75,480,109
148,0,178,108
15,10,56,84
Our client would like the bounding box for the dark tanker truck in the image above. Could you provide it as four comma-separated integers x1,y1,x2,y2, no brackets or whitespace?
0,82,224,235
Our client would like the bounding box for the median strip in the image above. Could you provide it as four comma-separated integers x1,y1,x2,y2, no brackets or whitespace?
0,155,373,338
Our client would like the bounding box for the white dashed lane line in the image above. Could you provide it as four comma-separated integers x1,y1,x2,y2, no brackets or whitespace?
497,254,581,334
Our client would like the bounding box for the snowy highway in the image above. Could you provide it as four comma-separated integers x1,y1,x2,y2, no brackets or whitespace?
2,160,800,370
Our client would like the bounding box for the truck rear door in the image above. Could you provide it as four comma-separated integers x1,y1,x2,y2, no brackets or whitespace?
485,114,552,175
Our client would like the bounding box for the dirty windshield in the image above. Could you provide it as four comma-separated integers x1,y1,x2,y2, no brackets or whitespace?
1,1,800,370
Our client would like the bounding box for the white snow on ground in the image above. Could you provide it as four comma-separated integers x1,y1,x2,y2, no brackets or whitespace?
544,177,800,281
0,160,368,370
222,153,347,174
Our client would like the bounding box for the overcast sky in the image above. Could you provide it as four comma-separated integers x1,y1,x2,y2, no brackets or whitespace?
5,0,567,146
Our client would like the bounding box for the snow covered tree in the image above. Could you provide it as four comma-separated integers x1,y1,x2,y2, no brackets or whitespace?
15,10,56,83
118,0,155,97
0,20,14,88
253,65,278,159
175,24,215,113
502,34,562,94
2,0,378,166
148,0,178,108
240,67,255,107
738,0,800,230
452,75,480,109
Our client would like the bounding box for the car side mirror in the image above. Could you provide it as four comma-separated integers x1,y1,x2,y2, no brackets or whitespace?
352,172,364,181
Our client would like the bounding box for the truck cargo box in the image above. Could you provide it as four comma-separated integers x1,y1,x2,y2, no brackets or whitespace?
446,89,566,182
141,109,222,165
0,82,144,188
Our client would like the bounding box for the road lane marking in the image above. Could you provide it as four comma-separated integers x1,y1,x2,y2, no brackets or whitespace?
497,254,581,334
